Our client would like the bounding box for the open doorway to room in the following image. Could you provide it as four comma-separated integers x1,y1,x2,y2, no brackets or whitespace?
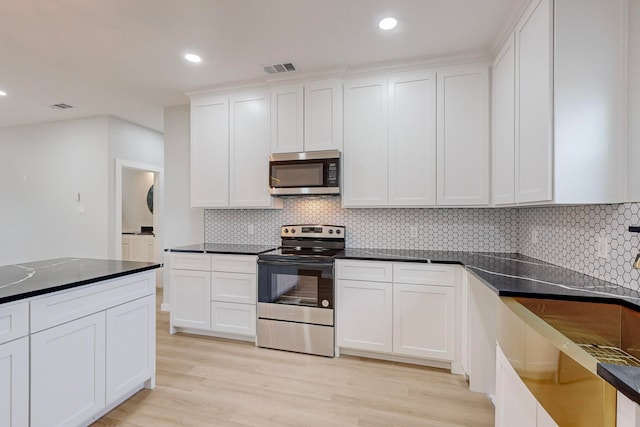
115,159,164,286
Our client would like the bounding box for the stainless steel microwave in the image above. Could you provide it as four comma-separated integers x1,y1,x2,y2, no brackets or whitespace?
269,150,340,196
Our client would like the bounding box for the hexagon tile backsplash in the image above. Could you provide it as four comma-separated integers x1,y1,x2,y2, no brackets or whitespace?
519,203,640,291
204,199,640,291
204,198,519,251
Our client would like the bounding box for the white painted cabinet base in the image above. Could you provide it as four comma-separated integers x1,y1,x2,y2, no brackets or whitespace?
31,312,107,427
617,391,640,427
0,337,29,427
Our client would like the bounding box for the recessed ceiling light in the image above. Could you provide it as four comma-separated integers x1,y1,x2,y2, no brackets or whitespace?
0,90,6,97
184,53,202,63
379,17,398,31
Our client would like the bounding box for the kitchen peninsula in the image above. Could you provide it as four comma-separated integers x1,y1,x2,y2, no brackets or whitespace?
0,257,161,427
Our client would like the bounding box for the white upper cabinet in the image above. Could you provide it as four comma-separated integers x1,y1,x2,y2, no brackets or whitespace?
515,0,553,204
304,79,343,152
270,79,343,154
229,90,273,207
492,34,516,206
343,76,389,206
190,96,229,208
493,0,626,206
388,71,437,206
270,84,304,153
343,71,439,208
436,65,490,206
189,89,281,209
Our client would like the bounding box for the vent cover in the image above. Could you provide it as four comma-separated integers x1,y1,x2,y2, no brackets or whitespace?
49,103,74,110
263,62,297,74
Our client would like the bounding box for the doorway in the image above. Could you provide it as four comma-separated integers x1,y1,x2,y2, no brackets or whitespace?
115,159,164,286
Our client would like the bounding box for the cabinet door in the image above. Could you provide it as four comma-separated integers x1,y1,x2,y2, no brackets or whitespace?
515,0,553,203
393,283,455,360
106,295,155,406
437,66,490,206
0,337,28,427
388,71,437,206
343,77,389,207
495,344,537,427
537,404,559,427
212,272,257,304
170,269,211,330
336,279,392,352
304,79,343,152
129,235,155,262
229,90,273,207
31,312,106,427
211,301,256,337
493,34,517,205
271,84,304,153
190,96,230,207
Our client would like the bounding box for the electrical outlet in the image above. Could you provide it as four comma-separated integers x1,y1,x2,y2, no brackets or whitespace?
248,224,255,235
531,229,538,244
596,236,609,259
78,205,86,215
410,225,418,238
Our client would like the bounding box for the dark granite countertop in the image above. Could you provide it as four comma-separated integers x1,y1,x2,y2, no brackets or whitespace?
338,248,640,400
169,243,276,255
0,258,161,304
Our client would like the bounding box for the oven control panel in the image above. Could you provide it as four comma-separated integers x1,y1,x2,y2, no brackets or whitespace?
281,224,345,239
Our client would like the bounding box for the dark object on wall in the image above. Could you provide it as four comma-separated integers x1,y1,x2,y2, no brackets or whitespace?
629,226,640,233
147,185,154,214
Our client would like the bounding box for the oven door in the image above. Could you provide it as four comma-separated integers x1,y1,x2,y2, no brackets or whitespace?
257,259,334,309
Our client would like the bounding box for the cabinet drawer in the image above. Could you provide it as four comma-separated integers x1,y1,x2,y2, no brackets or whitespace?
335,260,393,282
211,272,257,304
211,301,256,337
211,255,257,274
170,253,211,271
30,271,155,333
393,263,457,286
0,301,29,345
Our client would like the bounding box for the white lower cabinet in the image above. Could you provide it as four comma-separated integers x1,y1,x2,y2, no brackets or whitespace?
0,336,29,427
170,253,257,340
617,391,640,427
496,344,558,427
336,260,458,367
336,279,393,353
170,269,212,330
26,271,156,427
106,295,155,406
393,283,455,360
31,312,107,427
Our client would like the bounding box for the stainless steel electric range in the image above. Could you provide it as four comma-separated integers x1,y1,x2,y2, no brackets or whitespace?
256,224,345,357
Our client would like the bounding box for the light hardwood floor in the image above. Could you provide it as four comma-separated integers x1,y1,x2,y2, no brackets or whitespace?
93,290,494,427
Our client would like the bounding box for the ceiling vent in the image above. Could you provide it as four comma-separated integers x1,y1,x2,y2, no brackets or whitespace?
49,103,74,110
263,62,297,75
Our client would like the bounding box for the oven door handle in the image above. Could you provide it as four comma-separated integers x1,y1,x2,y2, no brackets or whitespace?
257,259,334,268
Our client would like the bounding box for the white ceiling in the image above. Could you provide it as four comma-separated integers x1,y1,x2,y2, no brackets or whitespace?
0,0,528,132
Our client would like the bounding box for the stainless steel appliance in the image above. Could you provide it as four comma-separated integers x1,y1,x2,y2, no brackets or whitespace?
269,150,340,196
257,225,345,357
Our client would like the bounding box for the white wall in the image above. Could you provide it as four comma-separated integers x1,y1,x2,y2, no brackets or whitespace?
0,117,109,265
107,116,163,258
628,0,640,201
163,105,203,248
122,169,154,233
